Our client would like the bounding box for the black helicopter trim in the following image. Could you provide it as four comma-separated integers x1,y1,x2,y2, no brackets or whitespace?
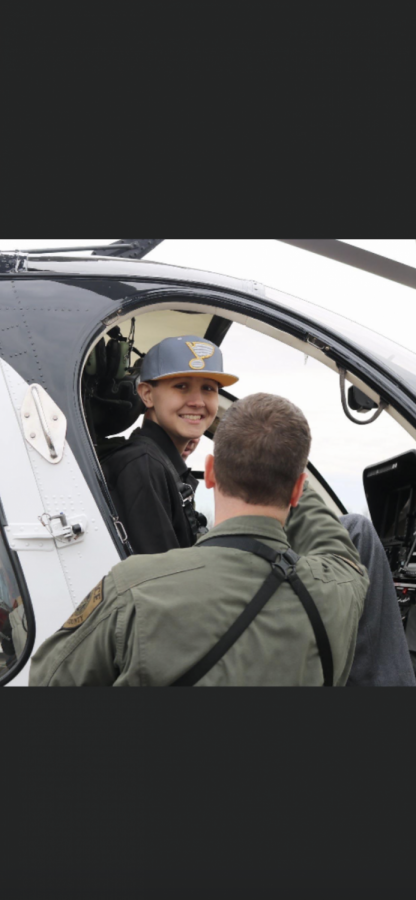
3,239,416,293
0,240,165,273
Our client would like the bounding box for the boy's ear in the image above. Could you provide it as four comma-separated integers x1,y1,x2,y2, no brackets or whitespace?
137,382,154,409
205,454,216,490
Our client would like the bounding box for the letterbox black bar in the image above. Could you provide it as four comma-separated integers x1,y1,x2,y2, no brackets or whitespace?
275,239,416,291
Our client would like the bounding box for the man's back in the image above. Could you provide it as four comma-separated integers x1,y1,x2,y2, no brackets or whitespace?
29,485,368,687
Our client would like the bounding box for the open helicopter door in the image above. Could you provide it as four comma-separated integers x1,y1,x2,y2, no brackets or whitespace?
0,357,120,686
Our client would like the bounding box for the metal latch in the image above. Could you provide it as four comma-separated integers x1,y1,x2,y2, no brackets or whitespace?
113,517,128,544
21,384,67,464
6,513,88,551
306,334,330,352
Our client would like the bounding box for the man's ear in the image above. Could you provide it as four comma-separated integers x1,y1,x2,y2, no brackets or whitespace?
205,454,216,490
137,382,154,409
290,472,307,508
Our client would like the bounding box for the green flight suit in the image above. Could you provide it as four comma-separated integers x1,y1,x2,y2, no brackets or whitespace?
29,484,369,687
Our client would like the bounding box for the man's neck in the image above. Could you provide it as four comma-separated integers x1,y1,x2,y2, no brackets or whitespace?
214,496,289,528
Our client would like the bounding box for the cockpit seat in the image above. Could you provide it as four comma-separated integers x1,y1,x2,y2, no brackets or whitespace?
83,333,145,443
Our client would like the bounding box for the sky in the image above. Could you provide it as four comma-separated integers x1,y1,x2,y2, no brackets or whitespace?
1,238,416,517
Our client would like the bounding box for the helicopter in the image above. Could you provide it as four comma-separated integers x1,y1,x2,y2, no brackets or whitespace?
1,238,416,686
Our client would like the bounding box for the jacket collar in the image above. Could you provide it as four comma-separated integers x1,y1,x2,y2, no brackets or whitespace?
196,515,289,547
138,419,190,479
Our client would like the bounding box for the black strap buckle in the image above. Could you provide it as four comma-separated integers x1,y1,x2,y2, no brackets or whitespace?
178,483,195,507
272,549,298,578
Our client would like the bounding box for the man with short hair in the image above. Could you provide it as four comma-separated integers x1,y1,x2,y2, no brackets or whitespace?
29,394,368,687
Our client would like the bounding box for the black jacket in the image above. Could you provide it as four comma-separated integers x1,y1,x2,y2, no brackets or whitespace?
99,420,200,555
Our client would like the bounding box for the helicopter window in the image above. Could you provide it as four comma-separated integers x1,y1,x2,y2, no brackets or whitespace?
0,517,31,683
220,322,414,516
82,305,415,529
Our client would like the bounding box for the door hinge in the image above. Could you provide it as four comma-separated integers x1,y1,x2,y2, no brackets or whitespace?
21,384,67,464
6,513,88,551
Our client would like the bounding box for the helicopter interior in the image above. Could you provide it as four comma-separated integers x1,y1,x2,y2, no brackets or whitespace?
81,302,416,624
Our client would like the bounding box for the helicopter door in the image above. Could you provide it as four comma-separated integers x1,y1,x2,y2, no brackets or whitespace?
0,357,120,686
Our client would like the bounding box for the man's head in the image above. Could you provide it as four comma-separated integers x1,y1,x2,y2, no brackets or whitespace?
137,336,238,454
205,393,312,524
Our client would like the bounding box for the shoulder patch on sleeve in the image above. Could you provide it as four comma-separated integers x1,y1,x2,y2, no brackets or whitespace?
333,555,364,576
62,580,104,630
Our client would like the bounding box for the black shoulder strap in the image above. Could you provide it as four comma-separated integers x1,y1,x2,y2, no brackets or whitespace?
137,436,202,542
285,569,334,687
171,535,334,687
172,539,287,687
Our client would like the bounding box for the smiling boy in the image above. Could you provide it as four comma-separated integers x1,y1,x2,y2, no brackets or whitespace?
100,336,238,555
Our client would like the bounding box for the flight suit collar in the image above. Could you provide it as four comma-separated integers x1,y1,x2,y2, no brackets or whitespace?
196,515,290,547
139,419,194,483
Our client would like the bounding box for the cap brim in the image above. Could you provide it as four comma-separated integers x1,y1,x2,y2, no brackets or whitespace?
147,371,239,388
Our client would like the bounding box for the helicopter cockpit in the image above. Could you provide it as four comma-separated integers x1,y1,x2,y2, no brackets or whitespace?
2,238,416,685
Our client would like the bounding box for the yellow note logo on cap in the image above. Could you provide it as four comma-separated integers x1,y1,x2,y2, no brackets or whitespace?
186,342,215,371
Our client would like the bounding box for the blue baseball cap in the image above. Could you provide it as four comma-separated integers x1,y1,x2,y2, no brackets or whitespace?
139,335,239,388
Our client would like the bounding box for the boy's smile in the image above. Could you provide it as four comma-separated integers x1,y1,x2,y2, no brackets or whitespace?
138,376,220,453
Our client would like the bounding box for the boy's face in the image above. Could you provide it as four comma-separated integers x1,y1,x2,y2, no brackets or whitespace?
138,376,220,451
